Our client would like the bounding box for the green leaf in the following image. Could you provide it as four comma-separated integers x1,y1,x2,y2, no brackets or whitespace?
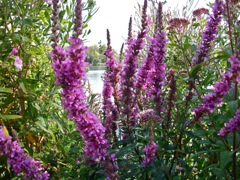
35,121,51,134
183,43,191,50
177,158,190,174
220,151,232,170
0,87,12,93
0,114,22,120
51,113,65,134
190,64,202,78
23,18,33,26
116,144,136,158
227,100,238,117
192,22,200,27
19,82,27,93
184,130,199,138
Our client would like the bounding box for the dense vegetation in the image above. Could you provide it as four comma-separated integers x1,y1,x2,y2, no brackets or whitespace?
0,0,239,179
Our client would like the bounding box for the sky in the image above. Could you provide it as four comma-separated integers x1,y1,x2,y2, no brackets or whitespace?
85,0,213,50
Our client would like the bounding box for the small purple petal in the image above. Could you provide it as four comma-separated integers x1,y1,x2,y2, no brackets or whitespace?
14,56,23,70
11,48,18,55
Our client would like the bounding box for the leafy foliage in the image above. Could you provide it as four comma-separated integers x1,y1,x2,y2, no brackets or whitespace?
0,0,240,179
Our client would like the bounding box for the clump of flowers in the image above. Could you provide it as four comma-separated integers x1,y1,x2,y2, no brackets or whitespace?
0,126,49,180
168,18,190,29
192,0,224,64
193,7,209,17
137,109,162,124
218,109,240,136
142,141,158,166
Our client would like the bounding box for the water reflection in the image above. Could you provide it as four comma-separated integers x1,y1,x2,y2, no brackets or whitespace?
86,69,105,94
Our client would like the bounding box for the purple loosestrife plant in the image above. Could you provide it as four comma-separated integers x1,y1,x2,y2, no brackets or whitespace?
138,2,167,115
192,0,224,65
50,0,110,163
142,141,158,166
0,127,49,180
102,76,118,140
50,1,118,179
104,30,121,108
135,36,154,94
102,30,120,141
147,31,167,115
136,2,167,116
219,109,240,136
120,0,149,127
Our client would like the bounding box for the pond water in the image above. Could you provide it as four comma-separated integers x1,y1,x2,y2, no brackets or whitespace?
86,66,105,94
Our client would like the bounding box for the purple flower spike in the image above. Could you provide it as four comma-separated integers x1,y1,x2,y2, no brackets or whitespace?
51,37,109,162
146,32,167,114
193,72,232,121
219,109,240,136
135,40,154,92
120,0,149,126
50,0,118,178
193,0,224,64
142,141,158,166
228,54,240,82
193,54,240,122
136,2,167,115
102,30,120,141
102,76,118,140
0,126,49,180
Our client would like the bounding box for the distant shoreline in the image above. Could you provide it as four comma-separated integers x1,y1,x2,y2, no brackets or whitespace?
88,66,106,70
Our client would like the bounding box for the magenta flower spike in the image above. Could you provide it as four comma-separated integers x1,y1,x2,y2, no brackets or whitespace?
0,127,49,180
120,0,149,126
192,0,224,64
193,72,232,121
51,36,110,163
138,2,167,115
219,109,240,136
102,30,120,141
146,31,167,114
228,54,240,82
104,30,121,106
193,55,240,122
50,0,110,163
142,141,158,166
